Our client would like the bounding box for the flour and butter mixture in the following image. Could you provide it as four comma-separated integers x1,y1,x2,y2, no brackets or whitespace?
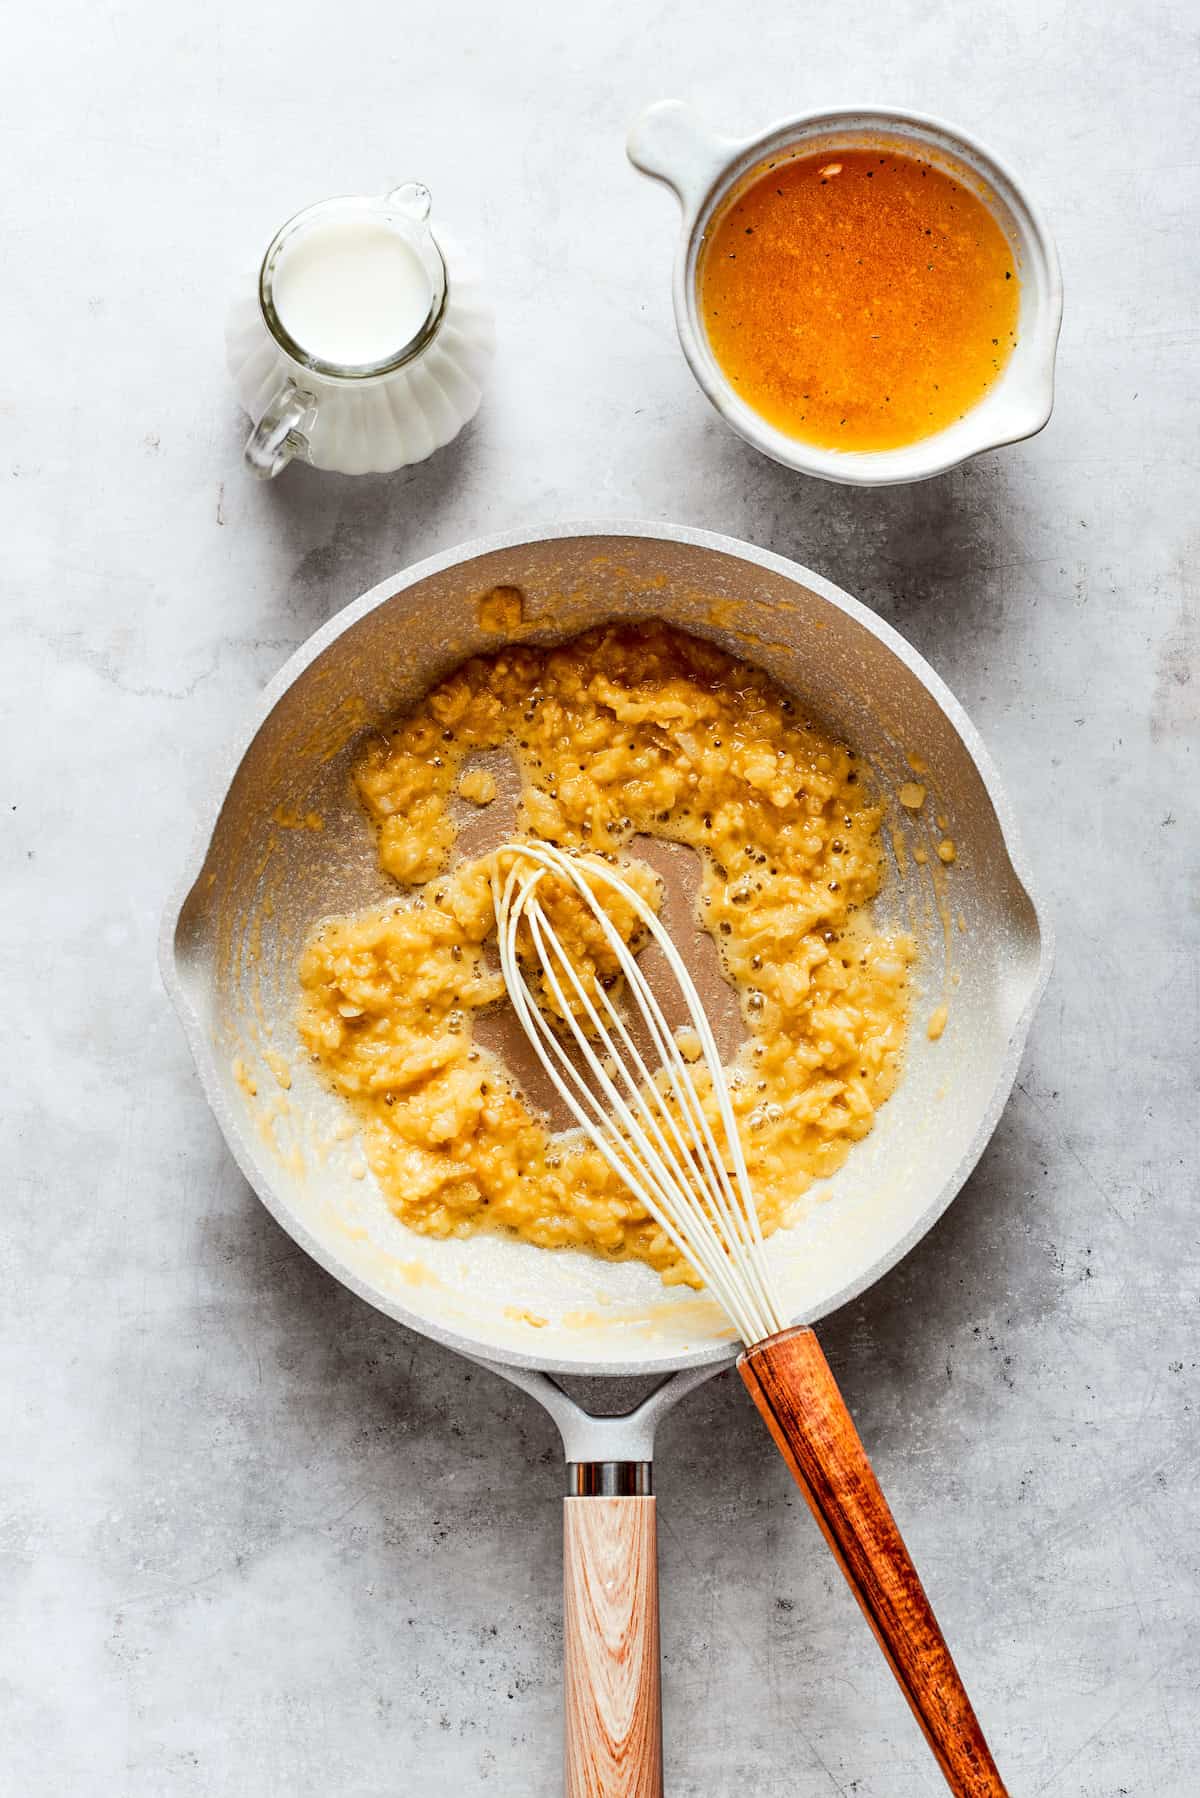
298,621,913,1284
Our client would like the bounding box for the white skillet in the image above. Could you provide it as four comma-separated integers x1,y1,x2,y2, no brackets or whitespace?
163,522,1050,1792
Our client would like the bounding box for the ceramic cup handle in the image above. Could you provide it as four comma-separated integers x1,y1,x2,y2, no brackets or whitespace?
626,99,743,215
244,378,317,479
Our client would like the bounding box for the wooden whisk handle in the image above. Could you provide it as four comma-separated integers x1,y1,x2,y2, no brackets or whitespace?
739,1326,1008,1798
563,1495,662,1797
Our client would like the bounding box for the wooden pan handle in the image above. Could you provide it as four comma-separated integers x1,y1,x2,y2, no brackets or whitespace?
739,1326,1008,1798
563,1496,662,1798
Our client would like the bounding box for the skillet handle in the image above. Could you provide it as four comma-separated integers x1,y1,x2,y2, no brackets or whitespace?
563,1492,662,1797
739,1326,1008,1798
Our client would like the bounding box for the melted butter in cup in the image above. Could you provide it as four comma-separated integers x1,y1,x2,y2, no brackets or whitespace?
698,147,1020,453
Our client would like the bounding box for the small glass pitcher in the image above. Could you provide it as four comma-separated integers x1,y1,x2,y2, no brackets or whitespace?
226,183,494,479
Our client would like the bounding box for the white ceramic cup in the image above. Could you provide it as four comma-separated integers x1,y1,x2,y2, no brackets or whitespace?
628,100,1063,487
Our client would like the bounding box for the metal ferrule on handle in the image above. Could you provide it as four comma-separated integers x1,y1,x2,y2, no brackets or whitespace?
567,1462,653,1496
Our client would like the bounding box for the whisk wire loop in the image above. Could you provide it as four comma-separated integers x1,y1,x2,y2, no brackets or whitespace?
526,895,762,1336
493,844,787,1344
497,865,743,1321
530,866,777,1338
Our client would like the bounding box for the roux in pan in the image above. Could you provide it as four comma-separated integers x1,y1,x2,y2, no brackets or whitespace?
298,623,912,1285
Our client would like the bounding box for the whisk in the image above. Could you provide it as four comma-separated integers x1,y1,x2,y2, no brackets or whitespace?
495,842,1008,1798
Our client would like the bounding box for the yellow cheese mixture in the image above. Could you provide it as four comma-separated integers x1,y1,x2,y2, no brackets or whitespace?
298,622,913,1285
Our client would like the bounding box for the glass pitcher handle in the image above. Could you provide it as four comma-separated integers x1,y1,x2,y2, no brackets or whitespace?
244,378,317,479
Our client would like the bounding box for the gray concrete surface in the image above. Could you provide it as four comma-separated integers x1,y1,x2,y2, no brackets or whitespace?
3,1,1197,1792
